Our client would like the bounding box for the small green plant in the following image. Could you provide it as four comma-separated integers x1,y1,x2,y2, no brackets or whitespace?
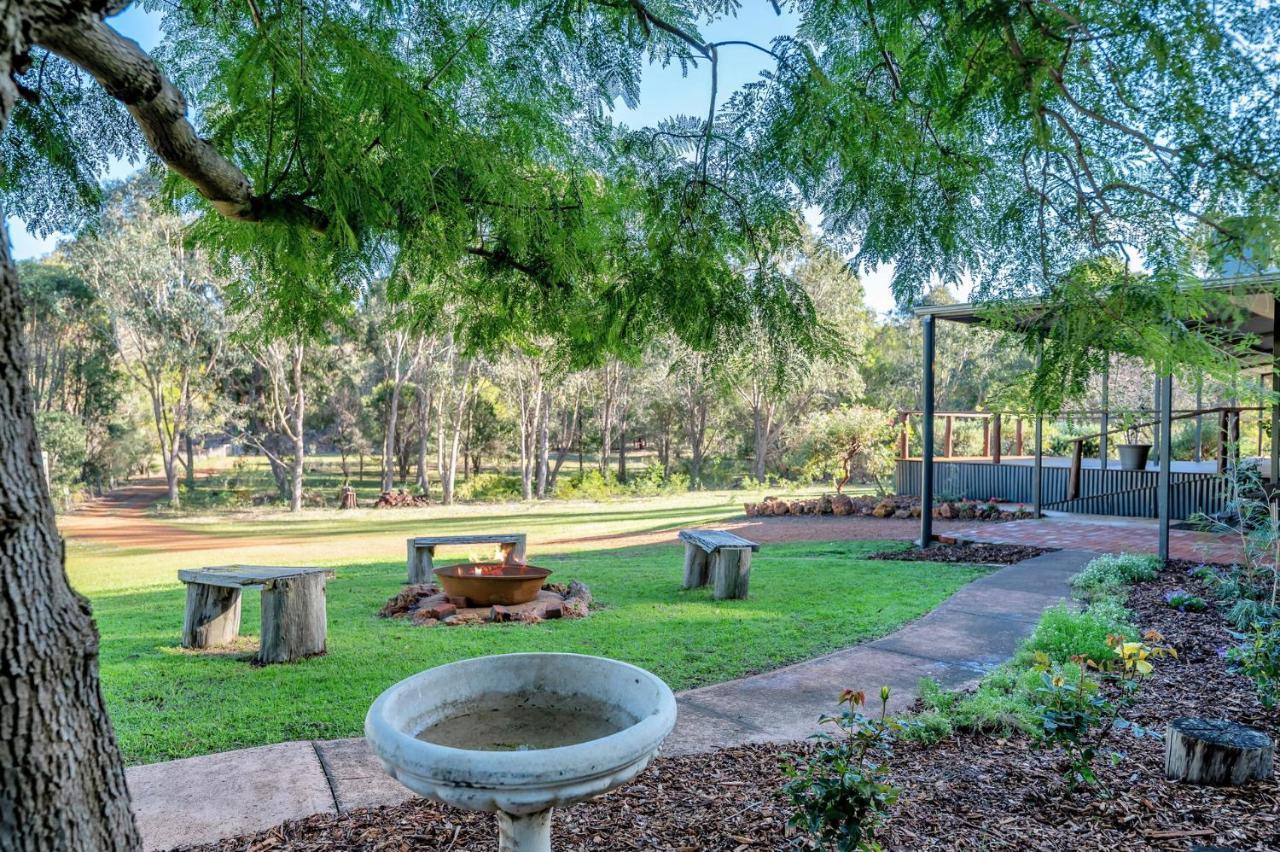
1031,659,1114,787
1226,621,1280,709
1018,603,1134,667
782,687,902,851
1030,630,1173,788
1163,589,1208,612
897,710,952,745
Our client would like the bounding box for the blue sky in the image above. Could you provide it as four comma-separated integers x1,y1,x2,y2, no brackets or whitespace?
9,2,901,311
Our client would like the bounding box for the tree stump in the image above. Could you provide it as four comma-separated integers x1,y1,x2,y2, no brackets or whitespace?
711,547,752,600
258,572,328,663
1165,718,1273,786
339,485,357,510
181,583,242,648
682,543,709,589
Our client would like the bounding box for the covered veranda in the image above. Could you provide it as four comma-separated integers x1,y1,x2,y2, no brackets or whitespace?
912,271,1280,561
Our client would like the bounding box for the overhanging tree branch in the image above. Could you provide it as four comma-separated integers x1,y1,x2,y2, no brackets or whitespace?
35,10,329,233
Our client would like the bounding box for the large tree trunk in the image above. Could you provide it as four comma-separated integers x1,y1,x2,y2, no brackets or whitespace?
752,404,767,481
0,203,143,848
382,379,400,493
289,345,304,513
185,430,196,489
442,363,473,504
416,386,432,495
535,388,550,499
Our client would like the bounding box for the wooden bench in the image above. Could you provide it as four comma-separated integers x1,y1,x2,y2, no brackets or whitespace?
678,529,760,600
178,565,335,664
406,534,528,584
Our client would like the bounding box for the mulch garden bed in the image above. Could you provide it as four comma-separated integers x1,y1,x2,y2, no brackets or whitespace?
182,562,1279,851
868,541,1053,565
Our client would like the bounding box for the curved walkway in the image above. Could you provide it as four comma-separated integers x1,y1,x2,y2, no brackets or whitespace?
126,549,1089,850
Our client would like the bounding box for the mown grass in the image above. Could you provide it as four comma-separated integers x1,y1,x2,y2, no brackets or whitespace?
78,537,986,765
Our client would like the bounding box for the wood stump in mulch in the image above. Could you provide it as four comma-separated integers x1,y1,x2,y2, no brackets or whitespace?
378,581,592,627
1165,718,1274,786
338,485,358,509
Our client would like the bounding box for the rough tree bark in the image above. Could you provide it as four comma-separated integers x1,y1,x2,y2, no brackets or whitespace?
0,91,143,852
0,3,339,842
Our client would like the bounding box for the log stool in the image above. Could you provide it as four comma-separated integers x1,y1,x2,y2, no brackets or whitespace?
678,529,760,600
1165,718,1274,786
179,565,335,664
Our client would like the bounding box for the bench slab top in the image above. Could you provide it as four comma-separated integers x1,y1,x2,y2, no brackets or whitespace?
678,529,760,552
178,565,335,588
409,534,526,547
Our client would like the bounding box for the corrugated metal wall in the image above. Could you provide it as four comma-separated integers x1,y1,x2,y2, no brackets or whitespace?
894,460,1227,519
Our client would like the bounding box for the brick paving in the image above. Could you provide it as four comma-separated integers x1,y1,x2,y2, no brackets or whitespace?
939,517,1244,564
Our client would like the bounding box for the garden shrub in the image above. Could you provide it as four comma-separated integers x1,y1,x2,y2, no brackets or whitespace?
1071,553,1161,599
1227,621,1280,709
1016,604,1134,668
552,465,688,501
782,687,902,852
906,553,1157,747
899,711,953,745
454,473,522,502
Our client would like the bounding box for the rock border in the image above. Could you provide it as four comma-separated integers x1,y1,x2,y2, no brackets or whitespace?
378,581,592,626
744,493,1035,522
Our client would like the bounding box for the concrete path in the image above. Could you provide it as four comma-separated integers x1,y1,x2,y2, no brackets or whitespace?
126,549,1091,850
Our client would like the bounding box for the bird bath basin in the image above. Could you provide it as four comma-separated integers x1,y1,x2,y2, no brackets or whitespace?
365,653,677,851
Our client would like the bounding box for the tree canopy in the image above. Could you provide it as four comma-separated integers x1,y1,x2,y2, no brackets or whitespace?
14,1,1278,383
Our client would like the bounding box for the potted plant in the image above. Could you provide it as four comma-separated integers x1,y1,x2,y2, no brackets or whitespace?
1116,414,1152,470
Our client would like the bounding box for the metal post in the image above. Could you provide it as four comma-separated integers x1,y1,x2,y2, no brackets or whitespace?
1194,378,1203,463
1272,370,1279,486
1260,374,1266,457
919,315,936,548
1099,361,1110,471
1158,373,1173,562
1152,377,1162,463
1033,413,1044,518
1032,345,1043,519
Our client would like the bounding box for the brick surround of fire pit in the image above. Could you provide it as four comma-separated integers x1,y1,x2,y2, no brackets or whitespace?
378,581,592,627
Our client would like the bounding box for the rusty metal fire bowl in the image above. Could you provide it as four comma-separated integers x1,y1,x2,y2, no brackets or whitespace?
433,563,553,606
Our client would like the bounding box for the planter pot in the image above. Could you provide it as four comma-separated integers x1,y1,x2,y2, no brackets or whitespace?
1118,444,1152,471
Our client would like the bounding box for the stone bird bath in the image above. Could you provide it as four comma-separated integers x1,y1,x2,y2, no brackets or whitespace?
365,653,677,851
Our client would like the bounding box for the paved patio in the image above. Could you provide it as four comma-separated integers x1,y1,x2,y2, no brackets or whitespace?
939,516,1244,564
126,550,1088,850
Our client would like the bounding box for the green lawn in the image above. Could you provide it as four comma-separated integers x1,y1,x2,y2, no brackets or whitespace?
81,538,985,765
67,484,972,765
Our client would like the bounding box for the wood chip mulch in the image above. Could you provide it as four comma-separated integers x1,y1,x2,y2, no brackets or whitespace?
868,541,1053,565
179,564,1279,851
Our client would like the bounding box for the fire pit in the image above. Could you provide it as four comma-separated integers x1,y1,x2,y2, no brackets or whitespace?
433,562,552,606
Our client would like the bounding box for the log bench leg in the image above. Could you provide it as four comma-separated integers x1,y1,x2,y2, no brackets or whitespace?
407,543,435,584
711,547,752,600
258,573,328,664
501,535,528,564
682,543,709,589
182,583,242,649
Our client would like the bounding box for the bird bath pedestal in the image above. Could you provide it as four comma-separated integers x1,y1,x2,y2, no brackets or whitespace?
365,653,677,851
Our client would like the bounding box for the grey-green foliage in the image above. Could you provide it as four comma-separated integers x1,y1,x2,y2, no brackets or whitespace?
1071,553,1162,601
